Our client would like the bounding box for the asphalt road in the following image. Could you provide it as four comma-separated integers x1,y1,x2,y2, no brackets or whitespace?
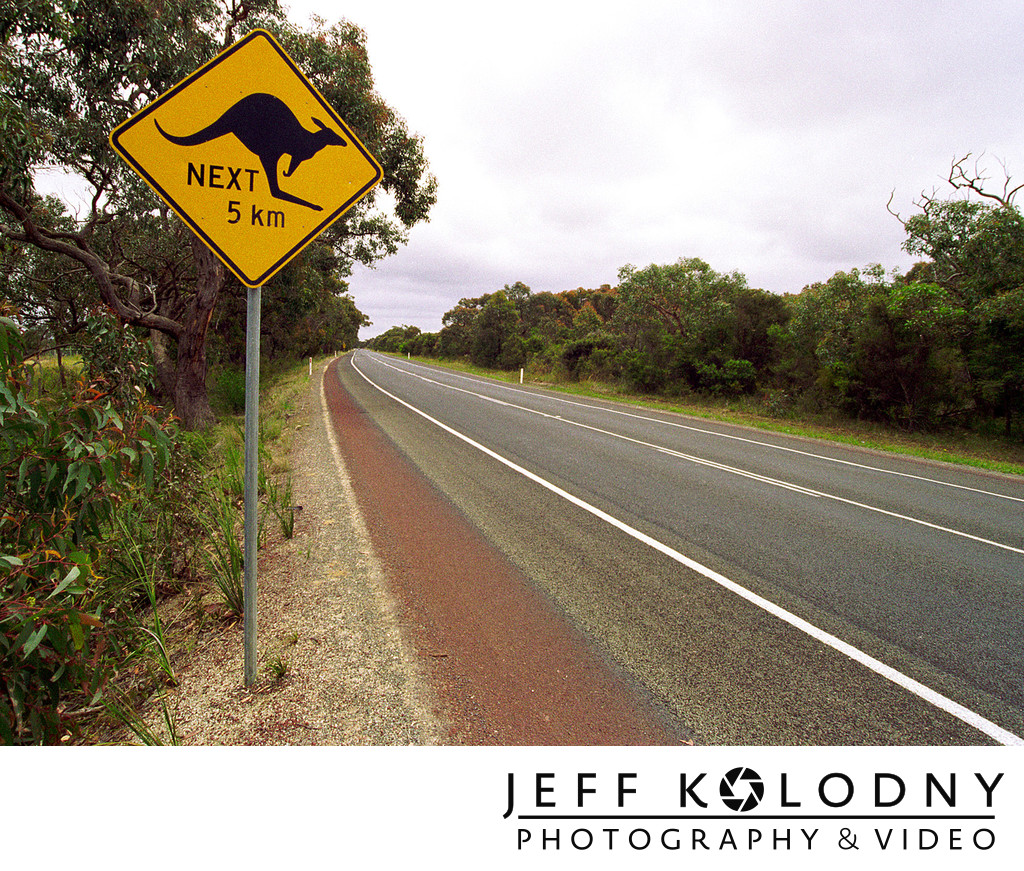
337,350,1024,745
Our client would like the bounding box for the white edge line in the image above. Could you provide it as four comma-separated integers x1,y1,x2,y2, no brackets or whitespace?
350,353,1024,747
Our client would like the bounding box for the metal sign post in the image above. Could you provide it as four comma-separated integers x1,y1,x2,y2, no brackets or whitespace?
243,283,261,686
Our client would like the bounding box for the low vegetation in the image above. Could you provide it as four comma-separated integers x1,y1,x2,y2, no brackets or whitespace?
0,308,313,744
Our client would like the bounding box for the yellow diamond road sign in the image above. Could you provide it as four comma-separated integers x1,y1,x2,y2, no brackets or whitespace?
110,29,382,287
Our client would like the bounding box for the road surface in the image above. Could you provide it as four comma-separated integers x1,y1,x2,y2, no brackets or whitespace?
328,351,1024,745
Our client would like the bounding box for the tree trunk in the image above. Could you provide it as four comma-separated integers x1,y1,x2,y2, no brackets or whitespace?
172,236,225,430
150,328,177,401
55,344,67,390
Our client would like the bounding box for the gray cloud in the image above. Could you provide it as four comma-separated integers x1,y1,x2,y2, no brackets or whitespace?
286,0,1024,336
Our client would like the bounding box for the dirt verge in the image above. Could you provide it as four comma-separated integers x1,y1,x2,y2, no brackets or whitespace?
122,358,444,744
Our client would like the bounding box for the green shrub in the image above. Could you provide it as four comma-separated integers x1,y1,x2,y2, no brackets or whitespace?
619,349,665,393
1,313,173,744
212,366,247,414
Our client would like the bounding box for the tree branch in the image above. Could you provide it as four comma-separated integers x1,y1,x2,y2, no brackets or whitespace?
0,188,184,338
948,152,1022,207
886,190,906,228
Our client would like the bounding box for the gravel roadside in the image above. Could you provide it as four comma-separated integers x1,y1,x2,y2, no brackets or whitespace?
129,358,446,745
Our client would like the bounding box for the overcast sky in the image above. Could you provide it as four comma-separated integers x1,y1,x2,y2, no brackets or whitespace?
293,2,1022,334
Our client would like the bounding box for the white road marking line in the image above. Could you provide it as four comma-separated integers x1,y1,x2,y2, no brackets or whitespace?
366,353,1024,556
657,447,826,497
387,353,1024,505
349,353,1023,746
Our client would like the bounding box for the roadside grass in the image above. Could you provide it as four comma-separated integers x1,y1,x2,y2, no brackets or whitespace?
209,356,314,471
25,352,86,398
85,355,321,743
390,354,1024,476
200,357,315,610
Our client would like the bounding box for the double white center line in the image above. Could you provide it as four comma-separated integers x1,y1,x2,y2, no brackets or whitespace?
368,353,1023,556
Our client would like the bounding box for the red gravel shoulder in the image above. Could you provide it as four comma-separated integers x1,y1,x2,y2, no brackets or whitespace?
324,358,683,745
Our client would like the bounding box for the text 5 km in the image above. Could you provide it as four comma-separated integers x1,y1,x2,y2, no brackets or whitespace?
228,200,285,228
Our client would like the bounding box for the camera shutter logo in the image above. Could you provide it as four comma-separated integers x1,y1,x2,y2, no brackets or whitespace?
720,767,765,812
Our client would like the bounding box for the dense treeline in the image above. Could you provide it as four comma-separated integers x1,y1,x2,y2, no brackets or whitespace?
370,160,1024,439
197,241,369,370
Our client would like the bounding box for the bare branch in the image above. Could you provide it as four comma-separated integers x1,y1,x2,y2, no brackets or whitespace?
996,155,1024,205
886,190,906,227
947,151,1020,207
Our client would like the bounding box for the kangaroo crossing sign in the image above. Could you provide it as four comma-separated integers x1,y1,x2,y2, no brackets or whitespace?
110,29,382,287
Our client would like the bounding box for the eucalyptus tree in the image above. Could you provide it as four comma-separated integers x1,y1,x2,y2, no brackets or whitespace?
615,257,755,392
1,1,436,427
890,154,1024,435
782,266,969,427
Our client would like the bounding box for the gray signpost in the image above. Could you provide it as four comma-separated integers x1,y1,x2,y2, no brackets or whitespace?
243,284,261,685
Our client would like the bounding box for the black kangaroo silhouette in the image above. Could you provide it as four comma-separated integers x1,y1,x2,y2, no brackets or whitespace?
155,92,347,211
